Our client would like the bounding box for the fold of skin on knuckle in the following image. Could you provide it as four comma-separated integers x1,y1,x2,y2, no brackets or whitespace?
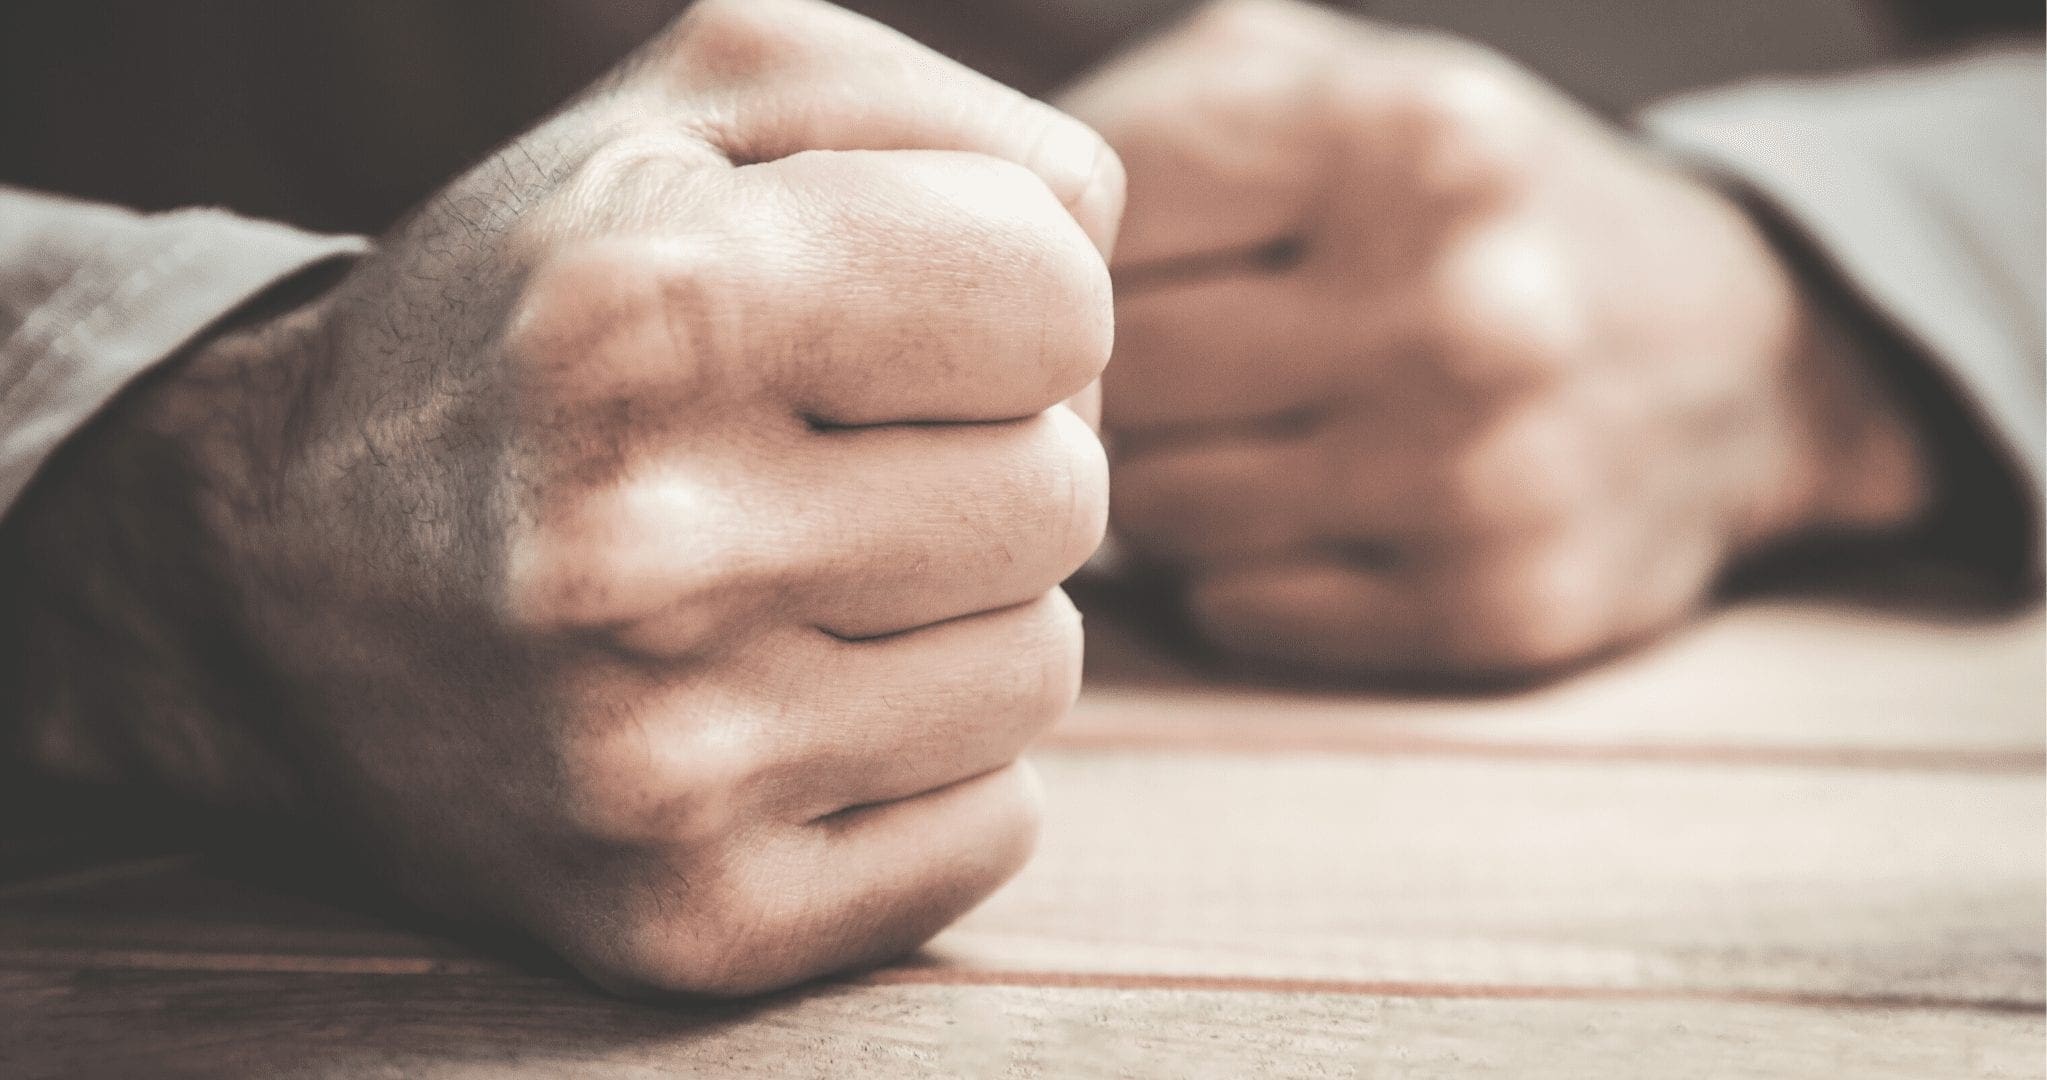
821,759,1046,901
803,417,1104,642
501,236,745,448
600,768,1042,998
897,156,1115,404
985,588,1088,724
520,126,730,243
977,412,1111,591
499,228,828,650
781,594,1081,820
1006,93,1125,235
950,590,1086,721
948,158,1114,407
1041,408,1114,577
539,749,853,999
504,461,807,659
550,692,768,849
747,153,1111,421
1071,132,1127,258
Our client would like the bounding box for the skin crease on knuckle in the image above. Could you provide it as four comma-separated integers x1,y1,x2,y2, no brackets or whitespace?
788,153,1112,412
901,411,1108,608
553,693,765,850
499,248,767,643
581,759,1047,998
1031,409,1114,579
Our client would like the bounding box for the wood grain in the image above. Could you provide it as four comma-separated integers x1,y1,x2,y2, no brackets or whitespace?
0,853,486,969
5,753,2038,1007
3,970,2039,1080
1,602,2039,1077
931,753,2047,1007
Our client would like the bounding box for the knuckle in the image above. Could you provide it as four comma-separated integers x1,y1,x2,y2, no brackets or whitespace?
1032,410,1113,577
555,722,763,846
1060,247,1117,393
1377,45,1541,200
507,133,716,256
505,523,620,634
504,242,655,380
1436,548,1601,674
1045,595,1088,715
598,885,782,998
503,239,748,500
567,130,717,212
505,238,725,402
667,0,818,82
1427,231,1586,390
1007,590,1088,724
831,153,1113,404
1442,412,1588,533
1188,0,1326,49
1005,226,1115,404
950,155,1080,233
1399,41,1527,135
984,762,1049,863
991,184,1114,400
504,479,760,646
503,495,640,632
604,767,1044,999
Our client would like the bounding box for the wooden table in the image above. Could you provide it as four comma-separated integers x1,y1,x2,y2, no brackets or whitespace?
3,595,2042,1078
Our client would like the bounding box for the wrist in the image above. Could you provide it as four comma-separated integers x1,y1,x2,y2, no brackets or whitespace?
1722,194,1938,555
1779,286,1939,537
0,263,344,805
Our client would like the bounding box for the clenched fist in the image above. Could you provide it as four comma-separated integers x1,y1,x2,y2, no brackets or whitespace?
2,0,1121,995
1066,0,1933,681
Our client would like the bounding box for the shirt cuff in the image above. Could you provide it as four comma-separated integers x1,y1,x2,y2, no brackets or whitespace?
0,202,368,519
1639,51,2045,589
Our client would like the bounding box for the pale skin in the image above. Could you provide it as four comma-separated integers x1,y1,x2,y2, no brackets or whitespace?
0,0,1122,996
1065,0,1937,681
0,0,1949,1003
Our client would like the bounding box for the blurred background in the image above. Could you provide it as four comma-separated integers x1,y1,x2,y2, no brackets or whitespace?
2,0,2036,236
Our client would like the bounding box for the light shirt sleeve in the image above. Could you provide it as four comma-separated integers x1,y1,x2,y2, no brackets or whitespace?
0,187,368,519
1640,46,2045,585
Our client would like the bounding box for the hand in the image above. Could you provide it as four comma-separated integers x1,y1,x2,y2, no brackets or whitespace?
1063,0,1932,681
0,0,1121,995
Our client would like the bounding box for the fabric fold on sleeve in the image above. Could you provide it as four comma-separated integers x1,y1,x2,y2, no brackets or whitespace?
0,187,368,519
1640,46,2045,585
